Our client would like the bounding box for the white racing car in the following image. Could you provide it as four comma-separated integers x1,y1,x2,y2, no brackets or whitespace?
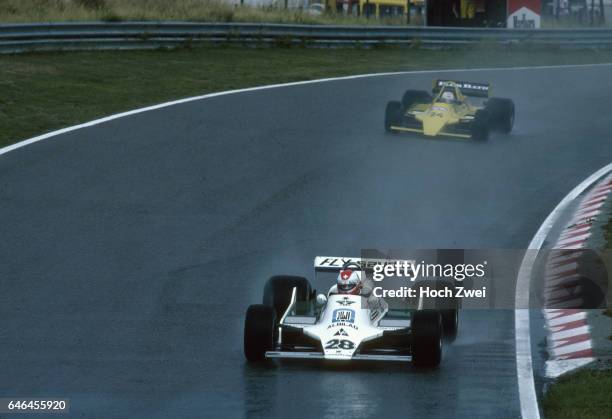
244,256,459,367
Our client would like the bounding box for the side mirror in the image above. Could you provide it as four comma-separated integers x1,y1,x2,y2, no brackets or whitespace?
315,293,327,307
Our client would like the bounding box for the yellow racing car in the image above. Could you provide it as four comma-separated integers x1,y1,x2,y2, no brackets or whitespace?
384,80,514,141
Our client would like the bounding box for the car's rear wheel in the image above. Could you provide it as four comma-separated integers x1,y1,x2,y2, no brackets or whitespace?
471,109,490,141
486,98,515,133
263,275,312,319
385,101,403,132
411,310,443,367
244,304,276,362
402,90,432,109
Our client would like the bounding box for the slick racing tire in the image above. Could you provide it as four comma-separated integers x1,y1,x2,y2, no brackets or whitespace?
411,280,459,342
244,304,276,362
471,109,490,141
401,90,432,109
485,98,515,133
385,101,403,132
411,310,443,367
263,275,312,319
440,307,458,342
432,280,459,342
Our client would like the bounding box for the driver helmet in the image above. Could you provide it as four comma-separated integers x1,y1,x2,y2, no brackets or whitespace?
441,90,455,103
337,267,362,295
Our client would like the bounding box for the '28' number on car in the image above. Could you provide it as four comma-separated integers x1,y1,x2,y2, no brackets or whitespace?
325,339,355,350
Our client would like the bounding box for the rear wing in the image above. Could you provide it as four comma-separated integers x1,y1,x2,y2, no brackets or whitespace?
432,80,491,98
314,256,414,272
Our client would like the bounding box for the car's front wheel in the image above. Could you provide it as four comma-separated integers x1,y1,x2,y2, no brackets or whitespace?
431,279,459,342
410,280,459,342
263,275,312,319
385,101,403,132
440,308,458,342
244,304,276,362
471,109,490,141
486,97,515,133
411,310,443,367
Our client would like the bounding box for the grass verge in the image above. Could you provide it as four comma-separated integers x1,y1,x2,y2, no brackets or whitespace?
0,0,607,27
0,0,408,25
543,368,612,419
2,45,612,148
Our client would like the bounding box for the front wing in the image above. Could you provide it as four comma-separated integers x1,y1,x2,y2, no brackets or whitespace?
391,114,473,139
265,351,412,362
389,124,472,139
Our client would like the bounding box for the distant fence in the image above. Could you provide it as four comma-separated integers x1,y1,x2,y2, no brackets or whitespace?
2,21,612,53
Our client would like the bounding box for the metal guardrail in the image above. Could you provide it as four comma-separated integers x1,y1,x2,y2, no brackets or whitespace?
1,21,612,53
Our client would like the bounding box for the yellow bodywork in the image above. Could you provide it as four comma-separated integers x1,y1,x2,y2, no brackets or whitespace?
390,82,481,139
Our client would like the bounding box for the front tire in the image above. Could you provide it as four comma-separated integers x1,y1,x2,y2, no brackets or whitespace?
440,308,458,342
385,101,402,132
244,304,276,362
431,280,459,342
471,109,490,141
263,275,312,319
486,98,515,133
409,280,458,341
411,310,443,367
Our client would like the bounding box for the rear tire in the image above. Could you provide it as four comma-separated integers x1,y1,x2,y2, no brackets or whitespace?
411,310,443,367
385,101,402,132
263,275,312,319
471,109,490,141
486,98,514,133
402,90,432,109
244,304,276,362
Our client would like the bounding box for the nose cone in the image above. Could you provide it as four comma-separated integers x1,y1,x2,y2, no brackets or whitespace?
419,104,452,136
310,294,381,360
321,306,360,359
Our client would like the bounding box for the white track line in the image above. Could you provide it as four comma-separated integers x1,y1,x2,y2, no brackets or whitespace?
2,62,612,158
2,61,612,419
515,162,612,419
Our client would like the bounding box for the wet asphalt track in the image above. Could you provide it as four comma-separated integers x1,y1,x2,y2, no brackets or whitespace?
1,64,612,418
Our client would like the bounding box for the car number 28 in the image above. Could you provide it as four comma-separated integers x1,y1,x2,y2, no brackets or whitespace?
324,339,355,350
